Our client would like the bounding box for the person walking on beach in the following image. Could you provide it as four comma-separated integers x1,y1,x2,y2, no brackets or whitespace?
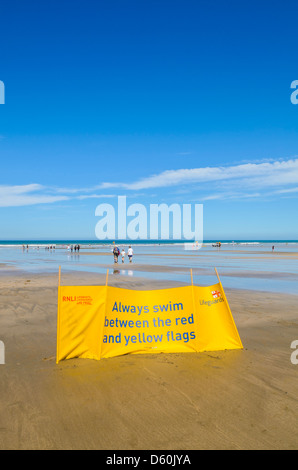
128,246,133,263
121,248,125,264
113,245,120,264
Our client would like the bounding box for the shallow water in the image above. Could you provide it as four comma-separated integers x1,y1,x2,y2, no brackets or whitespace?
0,242,298,294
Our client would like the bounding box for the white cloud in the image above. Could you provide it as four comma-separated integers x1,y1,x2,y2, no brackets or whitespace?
0,184,116,207
2,158,298,207
275,187,298,194
0,184,43,195
202,192,261,201
100,158,298,195
0,184,69,207
76,194,116,200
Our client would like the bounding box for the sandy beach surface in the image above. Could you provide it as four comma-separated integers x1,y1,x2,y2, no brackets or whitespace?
0,267,298,450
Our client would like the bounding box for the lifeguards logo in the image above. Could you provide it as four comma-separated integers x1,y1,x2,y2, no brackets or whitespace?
200,291,224,307
211,290,221,299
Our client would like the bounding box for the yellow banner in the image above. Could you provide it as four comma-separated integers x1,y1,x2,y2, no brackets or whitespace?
56,279,243,363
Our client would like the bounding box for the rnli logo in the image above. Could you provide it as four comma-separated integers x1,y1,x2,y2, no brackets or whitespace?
62,295,93,305
63,296,77,302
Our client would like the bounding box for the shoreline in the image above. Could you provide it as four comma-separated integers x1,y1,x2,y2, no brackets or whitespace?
0,241,298,250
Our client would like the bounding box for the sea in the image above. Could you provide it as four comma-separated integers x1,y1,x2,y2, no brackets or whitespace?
0,239,297,247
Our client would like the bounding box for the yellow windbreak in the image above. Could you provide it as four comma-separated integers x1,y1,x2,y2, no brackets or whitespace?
56,283,243,363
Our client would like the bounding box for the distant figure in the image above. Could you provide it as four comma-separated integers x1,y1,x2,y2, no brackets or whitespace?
128,246,133,263
77,244,80,252
71,245,73,253
272,245,275,252
113,245,120,264
121,249,125,264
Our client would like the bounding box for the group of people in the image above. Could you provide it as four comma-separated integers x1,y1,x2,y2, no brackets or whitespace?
113,245,133,264
23,245,55,251
68,244,81,253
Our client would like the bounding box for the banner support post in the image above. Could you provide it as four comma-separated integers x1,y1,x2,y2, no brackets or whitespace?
214,267,243,349
190,268,200,352
98,269,109,361
214,267,220,284
56,266,62,364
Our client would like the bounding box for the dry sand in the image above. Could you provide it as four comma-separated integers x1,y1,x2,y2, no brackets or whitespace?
0,270,298,450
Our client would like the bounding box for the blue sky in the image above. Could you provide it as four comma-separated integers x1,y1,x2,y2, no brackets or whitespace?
0,0,298,240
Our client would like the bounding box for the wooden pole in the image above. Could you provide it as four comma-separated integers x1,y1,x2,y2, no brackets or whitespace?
214,267,221,284
214,267,243,349
56,266,62,364
190,268,200,352
99,269,110,360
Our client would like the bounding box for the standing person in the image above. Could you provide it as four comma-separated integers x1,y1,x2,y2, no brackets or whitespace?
77,244,80,253
128,246,133,263
113,245,120,264
121,248,126,264
272,245,275,252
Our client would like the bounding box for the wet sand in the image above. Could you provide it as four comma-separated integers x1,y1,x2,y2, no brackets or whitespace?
0,269,298,450
79,250,298,259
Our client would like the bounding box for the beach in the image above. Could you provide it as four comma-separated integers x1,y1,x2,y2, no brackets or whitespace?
0,244,298,450
2,0,298,452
